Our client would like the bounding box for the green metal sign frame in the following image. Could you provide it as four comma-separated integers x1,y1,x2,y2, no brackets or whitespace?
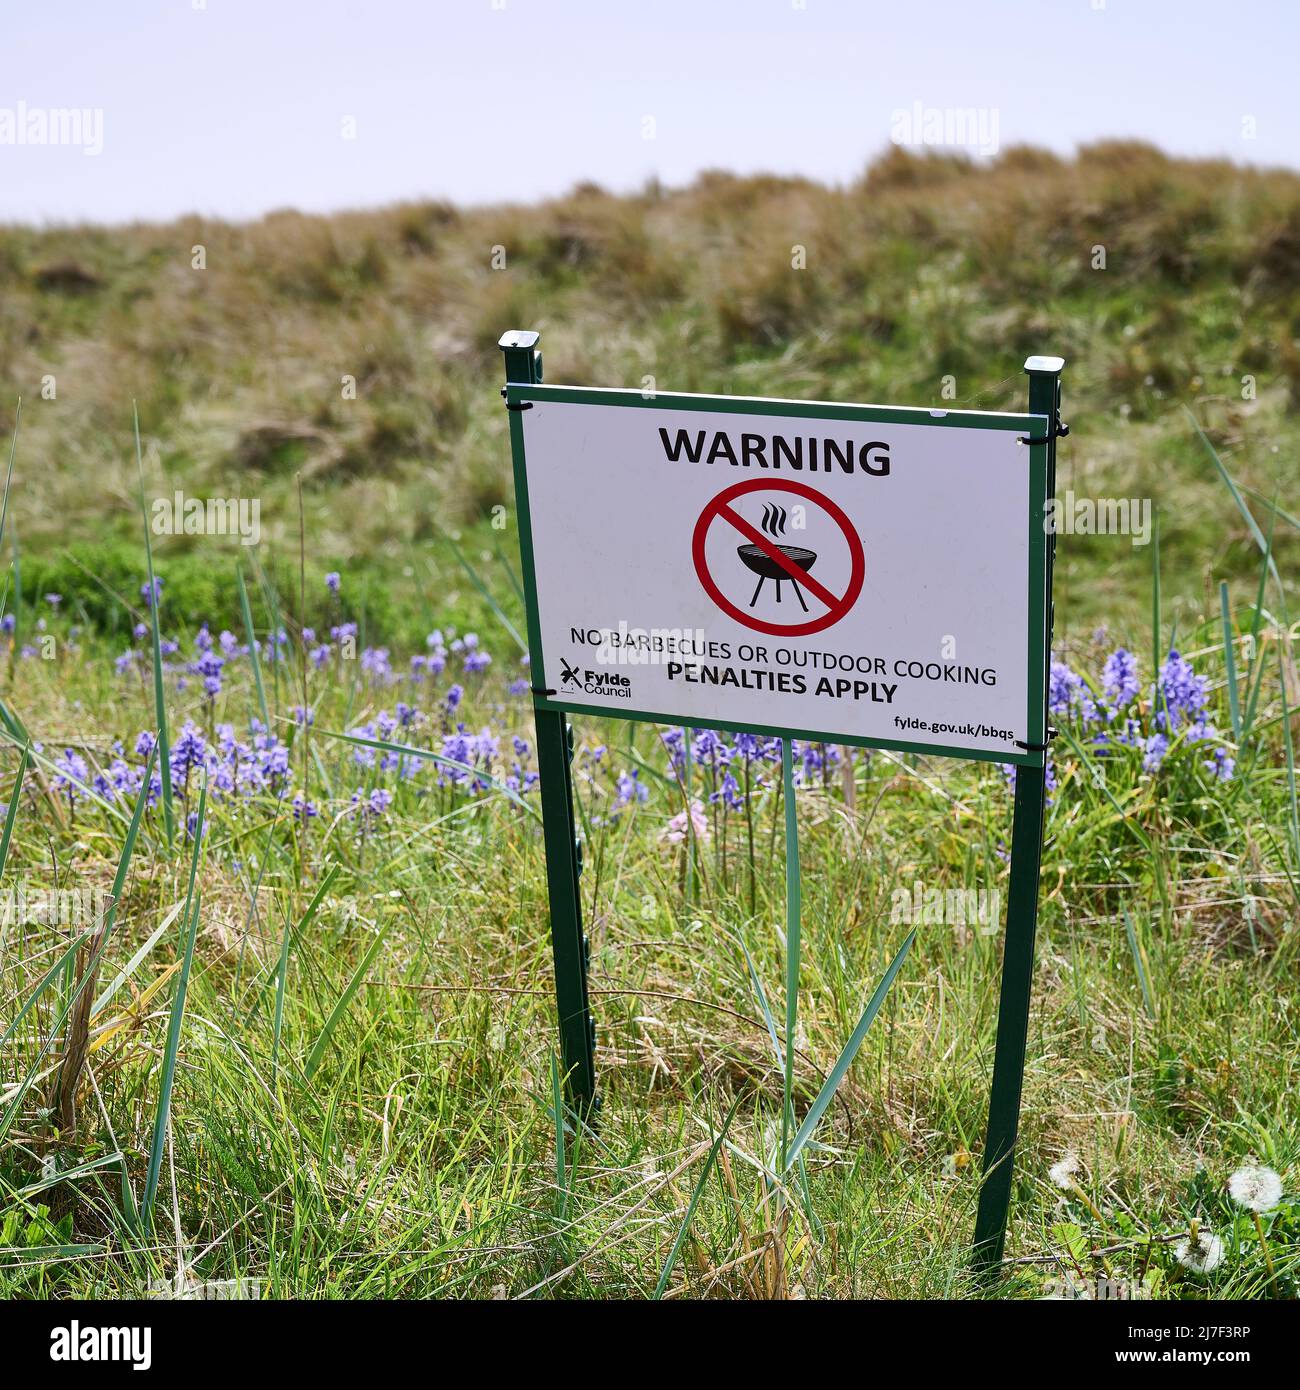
499,330,1064,1276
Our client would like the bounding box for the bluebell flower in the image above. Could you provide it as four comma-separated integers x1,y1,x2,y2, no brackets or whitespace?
1102,648,1140,708
661,728,686,774
351,786,391,824
361,647,392,682
710,770,745,809
615,768,649,808
1142,733,1169,772
53,748,90,799
1205,746,1235,781
1155,650,1210,737
171,721,209,785
692,729,729,765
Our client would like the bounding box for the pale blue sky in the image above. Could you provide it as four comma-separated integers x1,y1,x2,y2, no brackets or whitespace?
2,0,1294,224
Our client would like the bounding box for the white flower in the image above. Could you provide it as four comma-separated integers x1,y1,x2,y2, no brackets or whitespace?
1048,1152,1080,1190
1227,1165,1283,1214
1174,1230,1225,1275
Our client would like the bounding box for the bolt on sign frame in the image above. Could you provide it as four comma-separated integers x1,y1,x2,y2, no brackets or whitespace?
499,330,1065,1274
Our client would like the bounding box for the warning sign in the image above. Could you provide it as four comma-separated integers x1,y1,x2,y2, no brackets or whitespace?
512,388,1048,762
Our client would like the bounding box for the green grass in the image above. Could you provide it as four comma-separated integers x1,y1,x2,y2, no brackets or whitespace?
0,575,1296,1298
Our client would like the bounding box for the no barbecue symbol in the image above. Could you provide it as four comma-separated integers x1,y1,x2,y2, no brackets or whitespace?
691,479,866,637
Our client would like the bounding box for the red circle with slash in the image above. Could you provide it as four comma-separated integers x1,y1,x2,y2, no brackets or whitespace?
691,479,865,637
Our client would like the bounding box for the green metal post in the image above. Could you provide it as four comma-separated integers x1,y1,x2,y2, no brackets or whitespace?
499,330,598,1116
972,355,1064,1276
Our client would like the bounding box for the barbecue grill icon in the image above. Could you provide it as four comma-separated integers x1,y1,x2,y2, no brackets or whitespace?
738,503,817,611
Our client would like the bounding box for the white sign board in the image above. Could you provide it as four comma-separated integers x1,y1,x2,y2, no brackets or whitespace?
512,387,1048,763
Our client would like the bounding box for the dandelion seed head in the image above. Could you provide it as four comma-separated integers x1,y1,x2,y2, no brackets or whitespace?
1048,1152,1080,1190
1174,1229,1224,1275
1227,1164,1283,1213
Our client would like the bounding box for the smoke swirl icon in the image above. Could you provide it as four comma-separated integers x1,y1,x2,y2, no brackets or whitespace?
736,502,818,611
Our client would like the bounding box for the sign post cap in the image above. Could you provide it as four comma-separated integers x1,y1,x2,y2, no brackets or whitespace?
499,329,541,351
1023,354,1065,375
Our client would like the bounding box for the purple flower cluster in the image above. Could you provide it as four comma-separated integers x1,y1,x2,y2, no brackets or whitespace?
1040,646,1231,781
657,726,847,810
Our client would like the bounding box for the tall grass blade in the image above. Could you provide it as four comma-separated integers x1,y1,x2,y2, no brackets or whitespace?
0,398,20,561
107,744,157,938
1185,405,1282,592
304,909,386,1079
141,776,206,1232
493,541,527,607
0,741,157,1076
1240,484,1300,533
250,553,284,715
1220,582,1241,741
432,538,527,655
550,1050,569,1224
783,929,915,1173
273,863,340,1079
0,925,96,1058
652,1093,743,1299
1151,509,1162,719
730,928,782,1069
92,900,184,1018
0,903,117,1144
134,404,174,846
0,694,30,745
237,563,270,730
0,743,28,876
1278,647,1300,876
1241,505,1279,744
1121,906,1156,1020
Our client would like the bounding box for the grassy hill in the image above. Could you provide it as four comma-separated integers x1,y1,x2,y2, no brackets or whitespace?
2,140,1297,647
